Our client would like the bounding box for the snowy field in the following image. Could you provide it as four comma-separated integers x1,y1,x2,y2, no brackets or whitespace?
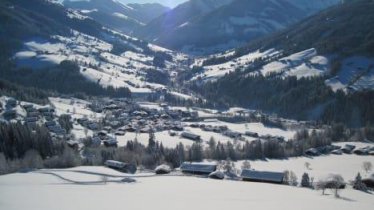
1,153,374,210
241,151,374,182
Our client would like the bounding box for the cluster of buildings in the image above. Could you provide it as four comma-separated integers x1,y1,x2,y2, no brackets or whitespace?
305,144,374,156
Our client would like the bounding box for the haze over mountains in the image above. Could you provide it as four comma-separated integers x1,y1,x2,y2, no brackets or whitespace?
135,0,341,54
63,0,170,33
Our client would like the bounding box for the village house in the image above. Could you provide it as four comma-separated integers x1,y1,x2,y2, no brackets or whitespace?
181,132,201,141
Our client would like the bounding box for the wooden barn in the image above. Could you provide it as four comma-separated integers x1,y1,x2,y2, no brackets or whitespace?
180,162,217,175
104,160,137,174
241,170,284,184
181,132,201,141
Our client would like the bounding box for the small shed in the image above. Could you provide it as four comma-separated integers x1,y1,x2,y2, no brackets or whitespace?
241,170,284,184
180,162,217,175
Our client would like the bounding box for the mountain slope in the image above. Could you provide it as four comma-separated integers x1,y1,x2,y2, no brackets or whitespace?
136,0,340,54
189,0,374,126
63,0,170,33
0,0,190,98
134,0,233,46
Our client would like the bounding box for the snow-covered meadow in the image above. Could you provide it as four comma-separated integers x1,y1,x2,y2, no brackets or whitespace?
1,151,373,210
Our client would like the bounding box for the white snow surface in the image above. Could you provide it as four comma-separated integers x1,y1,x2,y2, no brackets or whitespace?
1,157,374,210
257,48,329,78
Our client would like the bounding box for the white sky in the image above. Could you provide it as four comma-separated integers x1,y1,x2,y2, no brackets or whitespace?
119,0,187,8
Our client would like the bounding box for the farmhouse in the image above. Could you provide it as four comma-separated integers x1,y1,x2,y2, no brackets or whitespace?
241,170,284,184
104,160,137,174
305,148,320,156
341,144,356,153
245,131,259,138
181,132,201,141
180,162,217,175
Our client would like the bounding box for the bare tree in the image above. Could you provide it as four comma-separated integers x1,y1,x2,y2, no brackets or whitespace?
362,161,372,174
101,175,108,184
330,174,345,198
304,162,311,170
22,149,43,169
0,153,8,175
301,172,311,188
241,160,251,170
317,174,345,198
283,170,298,186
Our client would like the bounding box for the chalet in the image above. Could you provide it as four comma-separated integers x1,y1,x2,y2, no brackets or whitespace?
22,104,34,111
77,117,89,125
38,107,55,113
115,131,125,136
25,117,38,123
87,122,99,130
181,132,201,141
190,123,199,128
305,148,320,156
6,98,17,108
224,130,242,139
155,164,171,175
341,144,356,153
241,170,284,184
104,160,137,174
245,131,259,138
171,124,183,131
45,121,57,127
353,147,369,155
48,125,66,135
180,162,217,175
98,130,108,139
103,138,118,147
27,112,40,118
331,149,343,155
66,140,79,150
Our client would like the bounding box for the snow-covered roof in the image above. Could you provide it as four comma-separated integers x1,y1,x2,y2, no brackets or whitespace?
180,162,217,174
241,170,284,183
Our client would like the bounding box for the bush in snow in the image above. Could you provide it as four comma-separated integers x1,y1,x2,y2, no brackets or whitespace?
155,164,171,175
0,153,8,175
241,160,251,170
220,159,238,178
21,149,43,170
353,173,368,191
301,172,311,188
44,147,81,168
362,162,372,174
283,170,298,186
